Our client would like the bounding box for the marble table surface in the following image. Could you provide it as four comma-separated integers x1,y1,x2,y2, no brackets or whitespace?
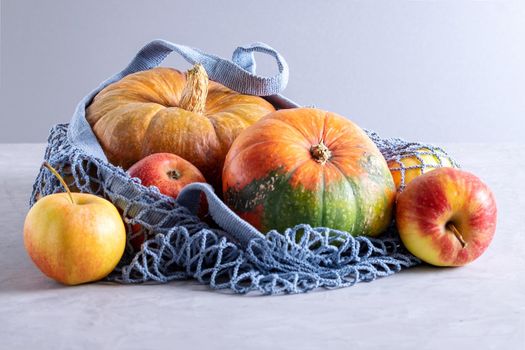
0,143,523,350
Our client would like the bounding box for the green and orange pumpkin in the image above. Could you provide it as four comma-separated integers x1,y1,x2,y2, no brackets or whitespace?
222,108,396,236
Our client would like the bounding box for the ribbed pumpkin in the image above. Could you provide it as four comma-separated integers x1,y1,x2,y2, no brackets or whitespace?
86,64,275,191
222,108,396,236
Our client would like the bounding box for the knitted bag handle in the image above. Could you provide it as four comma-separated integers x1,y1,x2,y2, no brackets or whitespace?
120,39,289,96
176,182,265,246
67,39,290,162
66,39,291,246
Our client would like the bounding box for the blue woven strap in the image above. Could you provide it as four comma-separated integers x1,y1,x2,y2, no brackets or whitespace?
66,39,296,246
176,183,264,247
67,39,293,163
120,40,289,96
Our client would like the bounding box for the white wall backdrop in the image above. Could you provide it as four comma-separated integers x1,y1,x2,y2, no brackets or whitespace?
1,0,524,143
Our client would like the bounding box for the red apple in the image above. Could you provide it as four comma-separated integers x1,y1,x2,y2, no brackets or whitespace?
128,153,206,198
396,167,497,266
24,163,126,285
127,153,206,248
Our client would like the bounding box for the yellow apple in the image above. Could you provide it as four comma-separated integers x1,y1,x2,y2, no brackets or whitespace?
24,163,126,285
388,147,455,192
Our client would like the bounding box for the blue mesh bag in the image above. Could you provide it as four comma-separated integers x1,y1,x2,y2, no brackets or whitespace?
30,39,458,294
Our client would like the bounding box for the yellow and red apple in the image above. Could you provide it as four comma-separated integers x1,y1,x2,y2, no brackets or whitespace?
24,163,126,285
127,153,206,248
128,153,206,197
396,167,497,266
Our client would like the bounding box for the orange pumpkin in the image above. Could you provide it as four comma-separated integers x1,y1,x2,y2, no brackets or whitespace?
223,108,397,236
86,64,275,191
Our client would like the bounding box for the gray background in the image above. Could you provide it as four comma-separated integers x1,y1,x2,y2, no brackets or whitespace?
1,0,524,143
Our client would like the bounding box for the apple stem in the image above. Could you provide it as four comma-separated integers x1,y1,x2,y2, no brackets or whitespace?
42,162,75,205
446,222,467,248
167,169,181,180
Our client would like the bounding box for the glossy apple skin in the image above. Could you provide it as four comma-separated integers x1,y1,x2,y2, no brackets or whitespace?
127,153,206,249
128,153,206,197
396,168,497,267
24,193,126,285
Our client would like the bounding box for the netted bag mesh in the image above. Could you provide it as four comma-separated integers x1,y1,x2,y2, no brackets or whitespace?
384,142,459,192
30,124,457,294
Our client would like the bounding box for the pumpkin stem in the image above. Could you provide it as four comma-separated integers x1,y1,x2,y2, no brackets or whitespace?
179,64,209,114
310,141,332,165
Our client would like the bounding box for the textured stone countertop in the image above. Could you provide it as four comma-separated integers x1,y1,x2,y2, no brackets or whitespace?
1,143,523,349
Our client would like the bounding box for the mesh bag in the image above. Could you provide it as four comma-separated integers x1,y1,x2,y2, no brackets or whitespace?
31,40,458,295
